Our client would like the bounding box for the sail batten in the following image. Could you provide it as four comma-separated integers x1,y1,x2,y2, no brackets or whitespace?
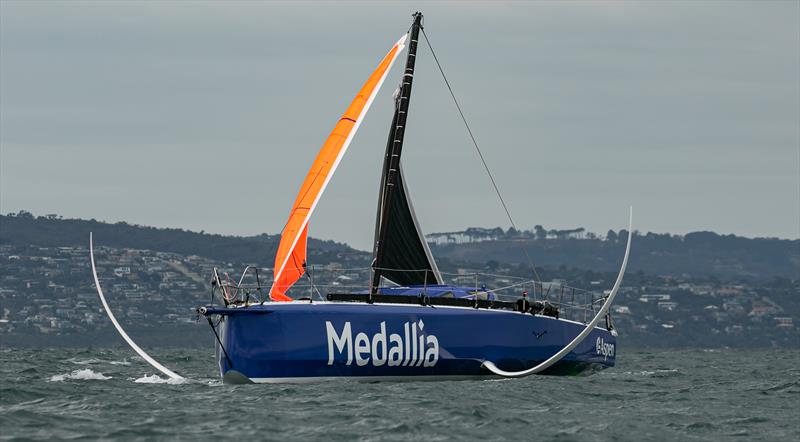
270,35,408,301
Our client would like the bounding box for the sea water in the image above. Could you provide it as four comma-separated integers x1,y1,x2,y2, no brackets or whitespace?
1,347,797,441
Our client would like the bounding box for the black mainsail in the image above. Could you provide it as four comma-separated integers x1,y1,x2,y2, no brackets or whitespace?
371,12,442,291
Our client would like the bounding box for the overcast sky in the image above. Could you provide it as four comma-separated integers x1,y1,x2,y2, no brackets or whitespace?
1,1,798,250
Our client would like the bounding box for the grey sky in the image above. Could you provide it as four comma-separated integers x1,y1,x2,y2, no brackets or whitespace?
1,1,798,250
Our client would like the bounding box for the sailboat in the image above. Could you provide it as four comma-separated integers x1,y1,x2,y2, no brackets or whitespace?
90,12,632,383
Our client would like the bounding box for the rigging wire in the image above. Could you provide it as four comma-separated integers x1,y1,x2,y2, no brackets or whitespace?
420,28,543,284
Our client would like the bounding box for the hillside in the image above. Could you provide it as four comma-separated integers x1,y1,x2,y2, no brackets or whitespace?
1,212,798,280
0,212,364,268
429,230,799,280
1,212,797,348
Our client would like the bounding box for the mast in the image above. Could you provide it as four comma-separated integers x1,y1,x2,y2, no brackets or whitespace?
371,12,429,293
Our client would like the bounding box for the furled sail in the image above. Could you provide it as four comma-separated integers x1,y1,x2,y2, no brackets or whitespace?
270,34,409,301
372,12,443,289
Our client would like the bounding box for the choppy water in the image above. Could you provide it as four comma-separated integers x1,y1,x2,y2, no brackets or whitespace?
1,347,798,441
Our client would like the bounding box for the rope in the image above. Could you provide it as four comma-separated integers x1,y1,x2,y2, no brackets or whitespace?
487,279,536,293
206,317,233,368
420,28,542,284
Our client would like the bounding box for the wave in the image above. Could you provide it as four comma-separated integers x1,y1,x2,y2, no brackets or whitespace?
614,368,681,377
67,357,104,365
50,369,112,382
68,357,131,366
133,374,186,385
643,369,679,377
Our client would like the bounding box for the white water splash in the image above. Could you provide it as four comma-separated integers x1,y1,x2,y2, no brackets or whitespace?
50,369,112,382
134,374,186,385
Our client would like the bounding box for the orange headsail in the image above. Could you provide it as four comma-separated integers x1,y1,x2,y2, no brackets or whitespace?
270,34,408,301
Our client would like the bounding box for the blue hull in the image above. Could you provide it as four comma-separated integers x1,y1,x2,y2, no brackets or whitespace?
209,302,617,382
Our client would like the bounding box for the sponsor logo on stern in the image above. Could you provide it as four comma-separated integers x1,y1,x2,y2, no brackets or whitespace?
596,336,615,361
326,320,439,367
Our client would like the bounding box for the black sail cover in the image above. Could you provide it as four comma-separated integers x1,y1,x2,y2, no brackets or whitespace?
375,163,442,286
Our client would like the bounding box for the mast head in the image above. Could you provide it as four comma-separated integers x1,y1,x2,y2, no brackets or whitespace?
412,11,423,27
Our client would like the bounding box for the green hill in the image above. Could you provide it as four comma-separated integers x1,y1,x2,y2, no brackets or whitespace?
0,211,362,268
2,211,797,280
